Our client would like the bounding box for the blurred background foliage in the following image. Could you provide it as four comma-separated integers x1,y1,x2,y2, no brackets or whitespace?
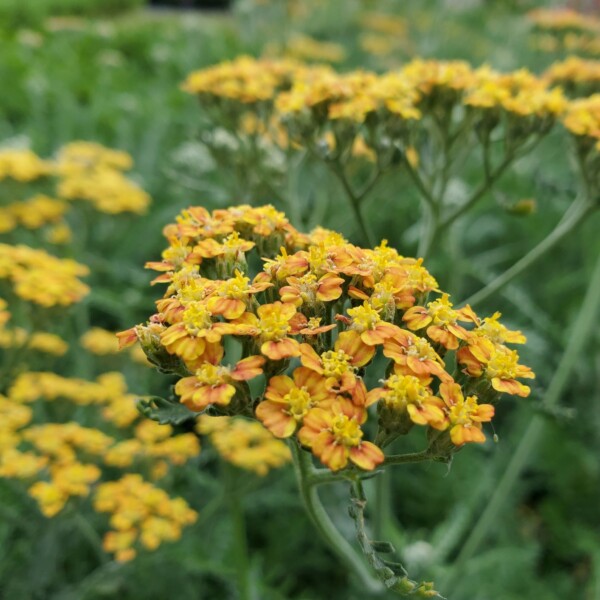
1,0,599,599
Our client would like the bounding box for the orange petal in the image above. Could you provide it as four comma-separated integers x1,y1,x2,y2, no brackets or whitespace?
349,442,384,470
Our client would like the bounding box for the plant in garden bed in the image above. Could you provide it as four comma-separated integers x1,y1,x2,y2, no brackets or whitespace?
121,202,539,596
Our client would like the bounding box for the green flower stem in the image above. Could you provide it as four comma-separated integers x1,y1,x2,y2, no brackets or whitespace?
444,246,600,591
327,161,376,247
289,441,383,594
384,450,434,466
462,196,596,308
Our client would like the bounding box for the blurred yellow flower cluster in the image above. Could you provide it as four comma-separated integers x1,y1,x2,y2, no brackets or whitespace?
0,243,89,306
545,57,600,96
528,8,600,55
94,474,197,562
197,415,291,476
0,328,68,356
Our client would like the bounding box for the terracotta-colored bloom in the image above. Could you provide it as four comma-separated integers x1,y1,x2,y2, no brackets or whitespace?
297,316,337,337
403,293,477,350
256,367,336,437
336,302,399,349
175,355,265,411
176,206,235,239
367,373,448,429
230,301,302,360
298,399,384,471
194,231,255,260
457,341,534,397
471,311,526,345
145,238,202,279
439,382,494,445
260,247,309,283
383,330,453,382
299,331,374,392
206,271,272,319
160,301,230,362
279,272,344,307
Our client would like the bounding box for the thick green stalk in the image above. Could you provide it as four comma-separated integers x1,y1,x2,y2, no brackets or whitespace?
463,198,596,308
289,442,383,593
444,246,600,590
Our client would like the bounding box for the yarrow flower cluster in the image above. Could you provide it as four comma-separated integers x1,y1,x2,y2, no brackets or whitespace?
94,474,197,562
184,56,566,160
121,204,534,472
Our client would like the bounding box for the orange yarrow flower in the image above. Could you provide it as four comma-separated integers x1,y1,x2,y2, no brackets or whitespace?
299,332,373,392
403,293,477,350
457,341,534,397
383,329,453,382
206,271,272,319
230,301,302,360
336,302,399,351
439,382,494,445
256,367,336,437
279,272,344,307
367,373,447,429
160,301,230,362
175,355,265,411
298,399,384,471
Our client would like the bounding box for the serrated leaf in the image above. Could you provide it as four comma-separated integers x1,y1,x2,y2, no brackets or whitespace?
137,396,200,425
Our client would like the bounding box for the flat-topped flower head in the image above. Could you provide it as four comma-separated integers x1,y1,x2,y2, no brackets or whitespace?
256,367,335,437
298,399,384,471
176,355,265,411
440,382,494,446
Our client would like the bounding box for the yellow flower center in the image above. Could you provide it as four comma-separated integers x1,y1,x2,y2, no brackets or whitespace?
485,347,519,380
448,395,479,426
370,279,397,310
331,414,362,447
320,350,353,377
284,387,313,420
406,337,438,361
195,363,229,386
384,374,429,409
308,244,335,274
259,307,291,341
347,303,381,332
182,302,213,335
404,261,438,291
296,273,318,303
306,317,323,330
427,294,457,325
163,242,190,267
477,314,516,345
218,272,250,299
178,276,210,301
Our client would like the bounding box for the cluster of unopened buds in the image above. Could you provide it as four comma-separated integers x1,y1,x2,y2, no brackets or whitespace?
121,204,534,472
